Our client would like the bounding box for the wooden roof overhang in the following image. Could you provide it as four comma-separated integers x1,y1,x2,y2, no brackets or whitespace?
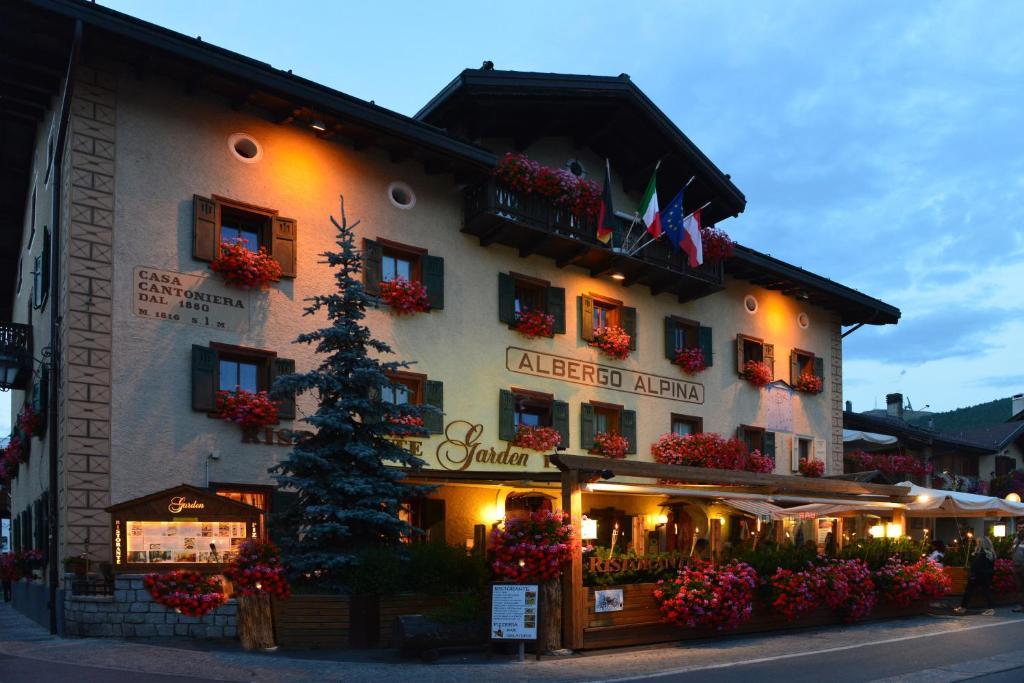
843,411,996,456
726,245,901,326
417,69,746,227
550,453,916,504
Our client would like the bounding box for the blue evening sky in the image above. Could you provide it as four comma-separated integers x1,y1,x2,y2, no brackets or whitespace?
87,1,1024,415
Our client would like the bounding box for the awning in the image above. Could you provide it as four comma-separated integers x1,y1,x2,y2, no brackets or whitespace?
722,499,786,519
775,502,895,519
899,482,1024,518
843,429,898,445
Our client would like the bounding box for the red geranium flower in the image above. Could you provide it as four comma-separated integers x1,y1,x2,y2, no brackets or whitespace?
591,325,631,360
209,239,282,290
798,459,825,478
742,360,773,387
592,432,629,459
513,308,555,339
674,347,707,375
144,570,227,617
512,425,561,451
224,540,291,599
490,510,574,582
795,370,823,393
214,389,279,429
379,277,431,315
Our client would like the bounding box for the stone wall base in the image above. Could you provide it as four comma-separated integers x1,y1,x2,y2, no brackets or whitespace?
63,574,237,639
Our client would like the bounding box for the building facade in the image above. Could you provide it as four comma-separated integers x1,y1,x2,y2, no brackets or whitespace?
0,0,899,633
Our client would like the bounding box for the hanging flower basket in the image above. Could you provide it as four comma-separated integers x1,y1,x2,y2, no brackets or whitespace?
379,277,431,315
798,459,825,477
674,347,707,375
700,226,735,263
214,390,279,430
794,371,823,394
653,560,758,631
490,510,574,582
209,239,282,290
590,325,631,360
512,425,561,451
17,404,42,438
144,570,228,617
591,431,629,459
742,360,773,387
224,539,291,599
513,308,555,339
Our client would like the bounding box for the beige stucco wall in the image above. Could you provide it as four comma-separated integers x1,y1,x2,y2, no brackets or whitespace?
99,66,842,517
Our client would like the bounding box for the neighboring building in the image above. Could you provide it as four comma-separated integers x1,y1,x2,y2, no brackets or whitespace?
1,0,899,633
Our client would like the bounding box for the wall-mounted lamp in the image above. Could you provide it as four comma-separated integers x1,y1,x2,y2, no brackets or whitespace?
310,119,328,132
581,516,598,540
885,523,903,539
610,272,625,281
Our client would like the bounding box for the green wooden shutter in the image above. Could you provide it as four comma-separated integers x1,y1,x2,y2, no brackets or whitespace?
498,389,516,441
764,430,776,464
698,326,713,367
579,295,595,341
39,228,50,307
622,306,637,350
813,357,825,391
424,380,444,434
547,286,566,335
763,343,775,380
498,272,515,324
664,317,677,361
735,336,746,375
362,239,382,296
32,367,49,439
269,357,296,420
193,195,218,261
270,216,297,278
622,409,637,455
365,385,380,425
552,400,569,450
580,403,596,450
423,254,445,310
191,345,217,412
790,350,800,386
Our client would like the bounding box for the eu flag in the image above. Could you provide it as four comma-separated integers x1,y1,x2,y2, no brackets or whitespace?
662,189,685,252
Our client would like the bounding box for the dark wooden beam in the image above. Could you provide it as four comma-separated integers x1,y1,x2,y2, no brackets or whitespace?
590,255,623,278
519,232,550,258
276,108,301,125
556,243,590,268
649,275,677,297
229,89,255,111
479,223,508,247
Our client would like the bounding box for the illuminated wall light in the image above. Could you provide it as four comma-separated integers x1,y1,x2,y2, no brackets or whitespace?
610,272,626,281
993,524,1007,538
310,119,327,132
868,524,885,538
885,523,903,539
1006,493,1022,503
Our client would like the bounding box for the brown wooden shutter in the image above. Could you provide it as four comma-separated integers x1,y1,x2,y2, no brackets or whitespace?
552,400,569,450
498,389,516,441
270,216,297,278
622,306,637,350
664,317,677,361
580,403,596,450
498,273,515,324
363,239,382,296
270,357,296,420
735,336,746,375
191,344,217,412
813,357,825,391
547,286,566,335
764,343,775,380
698,326,713,367
423,254,444,310
580,295,595,341
790,350,800,386
424,380,444,434
622,409,637,455
193,195,218,262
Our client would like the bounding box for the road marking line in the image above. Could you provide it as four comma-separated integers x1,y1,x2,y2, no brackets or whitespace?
590,618,1024,682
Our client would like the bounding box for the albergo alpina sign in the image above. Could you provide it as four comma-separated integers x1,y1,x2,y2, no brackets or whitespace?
506,347,704,404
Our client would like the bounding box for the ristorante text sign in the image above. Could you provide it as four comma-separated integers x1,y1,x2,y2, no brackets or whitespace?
506,347,704,404
133,266,250,332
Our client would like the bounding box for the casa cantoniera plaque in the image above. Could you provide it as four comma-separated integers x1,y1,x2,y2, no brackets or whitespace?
133,266,251,332
506,346,704,404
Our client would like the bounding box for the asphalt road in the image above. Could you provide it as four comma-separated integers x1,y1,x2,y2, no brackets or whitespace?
631,618,1024,682
0,652,221,683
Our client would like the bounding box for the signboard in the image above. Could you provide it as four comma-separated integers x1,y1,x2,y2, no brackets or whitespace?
507,347,703,404
132,266,250,332
765,383,794,433
491,584,538,640
595,588,624,613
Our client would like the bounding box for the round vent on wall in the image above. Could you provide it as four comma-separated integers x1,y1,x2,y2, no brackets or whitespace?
227,133,262,163
387,181,416,210
797,312,810,329
744,295,758,314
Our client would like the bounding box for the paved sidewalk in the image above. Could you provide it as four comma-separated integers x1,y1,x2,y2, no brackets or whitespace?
3,601,1024,682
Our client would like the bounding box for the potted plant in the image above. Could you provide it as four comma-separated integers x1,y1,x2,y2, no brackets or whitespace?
590,325,631,360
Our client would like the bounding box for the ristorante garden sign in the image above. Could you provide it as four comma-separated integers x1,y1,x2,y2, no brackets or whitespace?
506,347,703,404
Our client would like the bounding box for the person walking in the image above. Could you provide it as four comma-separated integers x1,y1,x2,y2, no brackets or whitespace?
1012,526,1024,613
954,536,997,616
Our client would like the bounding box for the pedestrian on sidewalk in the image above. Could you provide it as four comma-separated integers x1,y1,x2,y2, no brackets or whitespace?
1011,526,1024,613
954,536,996,616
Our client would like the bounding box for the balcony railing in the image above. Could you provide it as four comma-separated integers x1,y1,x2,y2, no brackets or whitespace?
0,321,31,391
464,179,724,301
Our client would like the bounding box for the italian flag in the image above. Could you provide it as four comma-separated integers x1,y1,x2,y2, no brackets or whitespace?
639,169,661,237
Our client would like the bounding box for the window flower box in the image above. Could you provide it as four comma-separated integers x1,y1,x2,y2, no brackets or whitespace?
673,347,707,375
214,389,279,430
513,308,555,339
511,425,561,451
591,432,629,459
742,360,773,388
144,570,228,617
591,325,631,360
794,370,823,394
798,459,825,477
379,277,431,315
209,239,282,290
700,226,735,264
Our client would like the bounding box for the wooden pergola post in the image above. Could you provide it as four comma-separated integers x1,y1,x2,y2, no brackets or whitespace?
561,469,584,650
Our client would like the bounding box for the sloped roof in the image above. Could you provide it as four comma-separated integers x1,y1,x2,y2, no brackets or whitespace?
938,422,1024,451
843,411,996,455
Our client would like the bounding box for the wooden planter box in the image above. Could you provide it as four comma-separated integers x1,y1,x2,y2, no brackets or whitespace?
581,583,929,650
942,566,1019,606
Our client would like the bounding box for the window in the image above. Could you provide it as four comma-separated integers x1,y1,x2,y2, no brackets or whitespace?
32,228,50,310
363,237,444,310
664,317,713,366
671,414,703,437
192,195,297,277
497,272,566,334
579,293,636,346
737,425,765,454
735,334,774,378
383,371,425,406
498,388,568,445
791,436,813,472
191,343,296,420
401,498,445,543
789,348,824,389
581,401,636,454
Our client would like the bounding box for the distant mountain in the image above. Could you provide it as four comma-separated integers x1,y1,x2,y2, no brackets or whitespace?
905,397,1013,431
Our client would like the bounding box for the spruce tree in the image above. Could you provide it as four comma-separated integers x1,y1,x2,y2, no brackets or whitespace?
269,196,430,588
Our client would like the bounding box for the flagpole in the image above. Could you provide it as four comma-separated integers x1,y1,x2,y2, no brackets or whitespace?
683,200,712,222
626,159,663,251
683,175,695,189
628,232,664,256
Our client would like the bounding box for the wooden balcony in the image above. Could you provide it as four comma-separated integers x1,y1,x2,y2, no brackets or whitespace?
464,179,724,301
0,321,31,391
